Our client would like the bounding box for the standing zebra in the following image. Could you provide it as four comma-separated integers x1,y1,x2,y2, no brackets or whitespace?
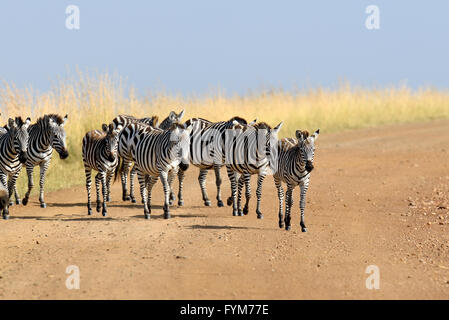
132,123,192,219
225,121,283,218
274,129,319,232
111,114,159,202
0,117,31,218
82,123,122,216
20,114,69,208
177,116,250,207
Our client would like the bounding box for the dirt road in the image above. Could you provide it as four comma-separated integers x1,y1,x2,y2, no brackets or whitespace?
1,120,448,299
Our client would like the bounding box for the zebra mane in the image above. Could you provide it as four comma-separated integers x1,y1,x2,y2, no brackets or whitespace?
254,122,272,130
229,116,247,125
37,114,65,125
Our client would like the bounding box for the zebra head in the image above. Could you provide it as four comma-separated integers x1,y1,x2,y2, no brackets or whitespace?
102,123,122,162
169,123,193,171
7,117,31,163
160,109,185,130
48,114,69,159
296,129,319,172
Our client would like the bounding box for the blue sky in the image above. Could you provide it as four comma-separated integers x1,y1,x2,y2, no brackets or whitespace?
0,0,448,95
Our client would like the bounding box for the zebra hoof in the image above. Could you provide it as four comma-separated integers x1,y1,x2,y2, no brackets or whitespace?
123,195,130,201
279,222,284,229
106,196,111,202
40,203,47,209
131,198,137,204
16,199,21,205
164,212,171,219
96,202,101,213
169,200,174,206
301,227,307,233
285,225,291,231
87,209,92,216
238,210,243,216
9,201,13,206
3,214,9,220
217,200,224,207
243,206,249,215
257,213,264,219
170,194,176,202
204,200,211,207
227,197,232,206
102,211,107,217
178,200,184,207
144,214,150,220
22,198,28,206
232,210,238,216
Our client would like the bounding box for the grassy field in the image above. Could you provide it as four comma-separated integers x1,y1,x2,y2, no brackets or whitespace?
1,72,449,193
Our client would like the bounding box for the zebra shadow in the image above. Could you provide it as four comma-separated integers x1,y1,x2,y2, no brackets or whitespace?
9,215,120,222
187,224,262,230
130,213,207,219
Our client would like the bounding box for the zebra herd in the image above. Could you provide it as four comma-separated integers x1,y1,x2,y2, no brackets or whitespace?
0,110,319,232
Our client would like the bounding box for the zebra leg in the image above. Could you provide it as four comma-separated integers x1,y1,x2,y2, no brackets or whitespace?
106,170,114,202
14,183,21,205
168,169,176,205
237,174,245,216
285,186,293,231
274,176,285,228
129,164,137,203
255,174,266,219
100,171,108,216
121,160,131,201
38,162,49,208
146,175,158,218
94,172,102,213
84,166,93,215
22,165,34,206
177,168,185,206
299,181,309,232
160,170,171,219
242,173,252,215
137,171,150,219
214,165,223,207
226,167,239,216
198,169,211,206
0,173,9,219
8,173,20,208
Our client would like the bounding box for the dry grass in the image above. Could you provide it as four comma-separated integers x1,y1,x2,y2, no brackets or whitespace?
1,72,449,193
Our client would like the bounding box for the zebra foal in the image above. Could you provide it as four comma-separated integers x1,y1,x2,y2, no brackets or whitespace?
82,123,122,216
274,129,319,232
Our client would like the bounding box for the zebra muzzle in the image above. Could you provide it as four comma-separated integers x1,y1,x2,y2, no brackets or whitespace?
305,161,314,172
59,150,69,159
19,151,28,163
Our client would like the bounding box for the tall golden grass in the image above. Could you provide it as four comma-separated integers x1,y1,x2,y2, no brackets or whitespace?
1,72,449,193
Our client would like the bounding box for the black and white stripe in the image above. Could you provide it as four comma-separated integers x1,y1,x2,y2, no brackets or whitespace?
0,117,31,219
225,121,283,218
131,123,192,219
273,129,319,232
21,114,69,208
82,123,122,216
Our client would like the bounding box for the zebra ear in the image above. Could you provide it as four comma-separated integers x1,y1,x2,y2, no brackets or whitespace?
169,111,176,121
273,121,283,134
24,117,31,128
312,128,320,140
8,118,16,129
61,114,68,127
178,109,185,121
249,118,257,125
101,123,108,132
295,130,303,140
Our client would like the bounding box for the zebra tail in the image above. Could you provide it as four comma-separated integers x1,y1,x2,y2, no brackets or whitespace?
114,156,123,183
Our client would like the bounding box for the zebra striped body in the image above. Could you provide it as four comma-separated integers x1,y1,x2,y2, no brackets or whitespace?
131,123,192,219
21,114,69,208
225,121,283,218
0,117,31,219
177,117,248,207
273,129,319,232
82,123,122,216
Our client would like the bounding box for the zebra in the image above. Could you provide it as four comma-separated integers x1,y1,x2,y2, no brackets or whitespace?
82,123,122,216
176,116,251,207
0,117,31,218
159,109,185,130
273,129,319,232
19,114,69,208
225,121,283,218
131,123,192,219
111,114,159,202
